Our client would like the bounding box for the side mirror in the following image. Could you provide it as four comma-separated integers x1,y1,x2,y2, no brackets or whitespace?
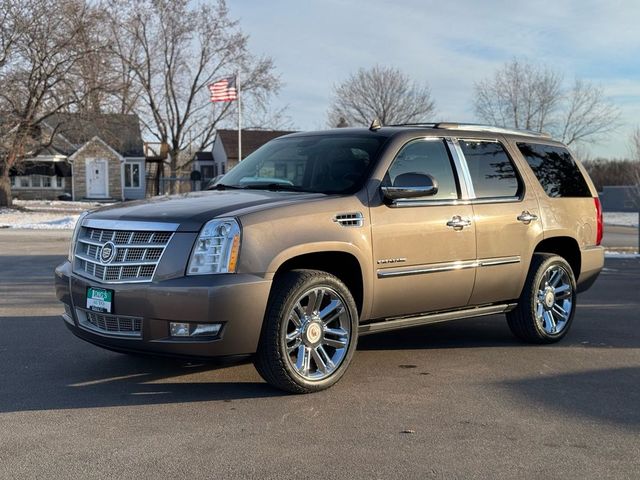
381,172,438,202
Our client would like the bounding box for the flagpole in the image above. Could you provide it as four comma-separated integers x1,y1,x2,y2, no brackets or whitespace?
237,74,242,163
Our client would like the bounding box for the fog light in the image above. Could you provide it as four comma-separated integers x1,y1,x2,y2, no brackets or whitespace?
170,322,222,337
170,322,190,337
192,323,222,336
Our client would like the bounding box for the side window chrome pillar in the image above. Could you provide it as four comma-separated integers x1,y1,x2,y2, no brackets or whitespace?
446,137,475,200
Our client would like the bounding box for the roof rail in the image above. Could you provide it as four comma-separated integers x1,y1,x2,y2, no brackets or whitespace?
386,122,438,128
434,122,551,139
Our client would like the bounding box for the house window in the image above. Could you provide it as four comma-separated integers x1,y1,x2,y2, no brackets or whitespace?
19,177,30,188
125,163,141,188
56,177,64,188
10,176,16,187
201,165,214,180
31,175,42,187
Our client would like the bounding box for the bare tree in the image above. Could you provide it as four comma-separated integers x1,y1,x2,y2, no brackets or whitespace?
327,65,436,127
474,59,562,132
0,0,105,207
108,0,281,189
474,59,620,146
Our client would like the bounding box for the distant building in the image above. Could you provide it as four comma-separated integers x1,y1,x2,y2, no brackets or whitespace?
9,113,145,201
599,185,639,212
194,129,296,183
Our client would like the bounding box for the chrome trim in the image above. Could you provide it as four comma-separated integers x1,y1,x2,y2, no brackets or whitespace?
359,303,518,335
377,256,521,278
449,138,476,199
76,308,142,338
73,226,174,283
479,256,521,267
333,212,364,227
446,215,472,230
471,197,523,205
82,218,180,231
446,138,472,200
378,259,479,278
390,198,471,208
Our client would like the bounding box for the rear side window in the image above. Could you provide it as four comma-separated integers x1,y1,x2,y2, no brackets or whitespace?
459,140,521,199
387,139,459,200
517,143,591,198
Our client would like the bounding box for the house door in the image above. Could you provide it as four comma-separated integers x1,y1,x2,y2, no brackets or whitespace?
86,159,108,198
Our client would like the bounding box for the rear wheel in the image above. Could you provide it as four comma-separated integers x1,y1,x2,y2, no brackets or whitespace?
507,254,576,343
254,269,358,393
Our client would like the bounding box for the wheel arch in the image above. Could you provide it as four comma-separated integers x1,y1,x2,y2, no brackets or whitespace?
268,245,369,318
533,236,581,280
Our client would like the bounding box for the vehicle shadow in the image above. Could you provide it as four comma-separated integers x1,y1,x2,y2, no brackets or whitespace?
0,316,284,414
496,366,640,429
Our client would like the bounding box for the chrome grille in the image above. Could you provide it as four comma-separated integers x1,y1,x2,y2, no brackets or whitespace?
77,309,142,337
73,225,174,283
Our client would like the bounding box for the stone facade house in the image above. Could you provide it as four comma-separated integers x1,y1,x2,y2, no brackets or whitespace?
10,113,145,201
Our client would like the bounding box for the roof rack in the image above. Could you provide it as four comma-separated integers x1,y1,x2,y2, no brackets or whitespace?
384,122,551,139
434,122,551,139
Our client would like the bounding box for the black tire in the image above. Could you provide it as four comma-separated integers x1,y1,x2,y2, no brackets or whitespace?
254,269,358,393
507,254,577,344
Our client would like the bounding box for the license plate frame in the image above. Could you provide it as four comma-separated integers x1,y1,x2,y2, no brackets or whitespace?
86,287,114,313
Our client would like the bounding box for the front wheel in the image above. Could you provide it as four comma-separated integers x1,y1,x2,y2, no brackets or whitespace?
254,269,358,393
507,254,577,343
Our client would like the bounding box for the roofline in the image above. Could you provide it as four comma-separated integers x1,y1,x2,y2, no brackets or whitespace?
68,136,124,162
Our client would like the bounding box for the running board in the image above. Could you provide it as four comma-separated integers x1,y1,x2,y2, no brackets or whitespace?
358,303,517,336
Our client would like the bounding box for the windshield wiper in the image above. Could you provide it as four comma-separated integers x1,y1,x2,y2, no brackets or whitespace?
210,183,243,190
241,183,311,192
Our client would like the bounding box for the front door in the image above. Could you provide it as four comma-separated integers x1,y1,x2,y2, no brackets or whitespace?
86,159,108,198
369,138,477,319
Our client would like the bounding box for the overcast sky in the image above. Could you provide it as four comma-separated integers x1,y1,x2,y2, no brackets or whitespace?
229,0,640,158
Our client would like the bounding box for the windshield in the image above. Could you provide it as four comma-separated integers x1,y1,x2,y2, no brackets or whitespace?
216,134,386,194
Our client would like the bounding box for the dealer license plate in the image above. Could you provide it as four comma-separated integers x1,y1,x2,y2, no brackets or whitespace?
86,287,113,313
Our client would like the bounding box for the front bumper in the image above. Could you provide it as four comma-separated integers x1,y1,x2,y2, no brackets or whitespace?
577,245,605,293
54,261,272,358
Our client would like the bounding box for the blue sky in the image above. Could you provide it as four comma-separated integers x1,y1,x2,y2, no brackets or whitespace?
229,0,640,158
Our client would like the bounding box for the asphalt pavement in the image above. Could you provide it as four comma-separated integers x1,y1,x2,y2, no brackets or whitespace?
0,230,639,479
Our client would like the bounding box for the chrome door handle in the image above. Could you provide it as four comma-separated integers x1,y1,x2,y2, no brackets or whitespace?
517,211,538,224
446,216,472,230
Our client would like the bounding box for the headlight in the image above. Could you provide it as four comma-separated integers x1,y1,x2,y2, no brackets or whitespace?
68,211,90,261
187,218,241,275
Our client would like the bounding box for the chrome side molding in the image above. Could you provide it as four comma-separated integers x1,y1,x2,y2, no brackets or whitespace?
377,256,521,278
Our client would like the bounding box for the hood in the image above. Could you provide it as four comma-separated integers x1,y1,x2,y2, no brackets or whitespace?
85,190,326,232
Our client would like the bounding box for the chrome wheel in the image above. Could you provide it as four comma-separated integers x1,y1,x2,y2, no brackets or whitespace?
535,265,573,335
283,286,351,381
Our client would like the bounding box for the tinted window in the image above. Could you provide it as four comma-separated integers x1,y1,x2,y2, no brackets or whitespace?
221,135,385,194
459,140,520,198
517,143,591,198
387,139,459,200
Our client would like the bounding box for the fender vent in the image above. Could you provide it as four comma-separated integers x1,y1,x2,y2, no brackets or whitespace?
333,212,364,227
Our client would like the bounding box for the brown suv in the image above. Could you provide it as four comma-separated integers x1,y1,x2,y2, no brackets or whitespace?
55,123,604,393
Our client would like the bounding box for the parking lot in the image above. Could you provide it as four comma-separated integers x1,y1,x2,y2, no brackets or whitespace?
0,229,638,479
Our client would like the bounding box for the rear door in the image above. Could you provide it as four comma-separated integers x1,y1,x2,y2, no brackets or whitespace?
453,138,543,305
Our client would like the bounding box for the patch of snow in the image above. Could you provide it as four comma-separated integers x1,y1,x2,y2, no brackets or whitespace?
604,212,639,228
0,199,110,229
0,209,80,229
604,251,639,259
13,199,111,213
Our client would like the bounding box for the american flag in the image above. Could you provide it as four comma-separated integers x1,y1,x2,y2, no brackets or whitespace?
208,76,238,102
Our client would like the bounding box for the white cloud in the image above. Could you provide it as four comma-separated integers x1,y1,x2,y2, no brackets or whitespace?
232,0,640,157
